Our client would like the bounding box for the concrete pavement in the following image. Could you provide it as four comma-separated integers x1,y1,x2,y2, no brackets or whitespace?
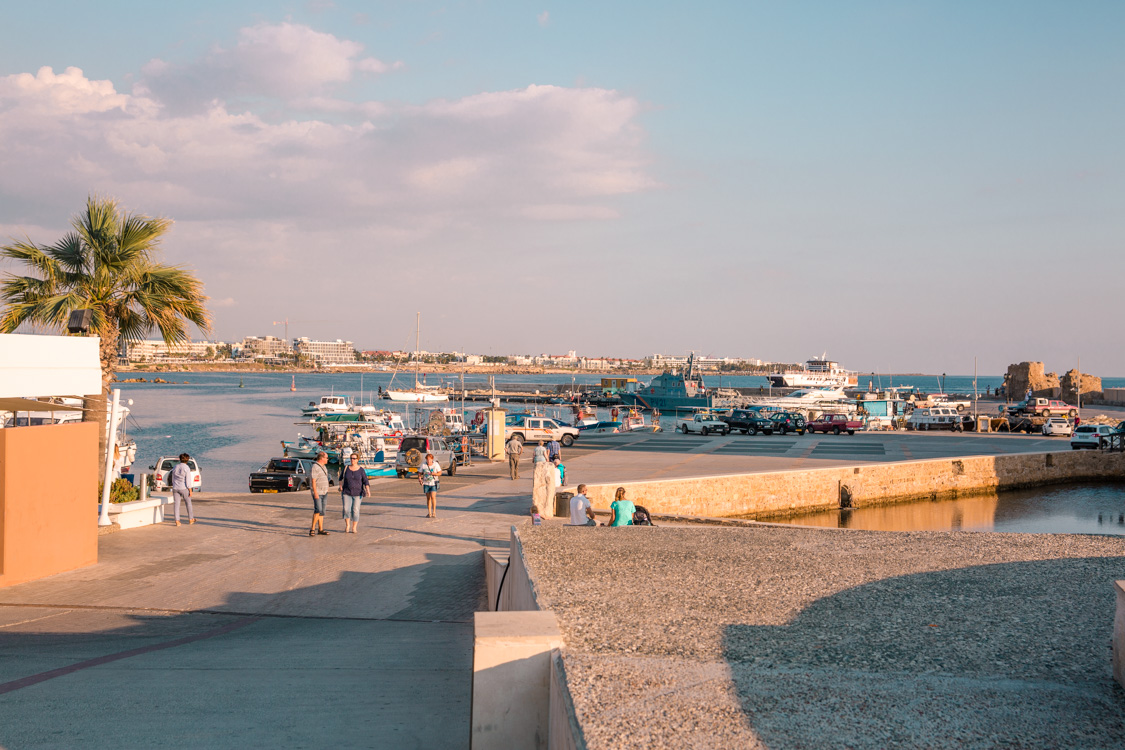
0,428,1106,747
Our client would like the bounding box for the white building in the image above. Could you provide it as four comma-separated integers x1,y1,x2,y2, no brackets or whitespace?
293,338,356,364
126,339,227,361
239,335,291,359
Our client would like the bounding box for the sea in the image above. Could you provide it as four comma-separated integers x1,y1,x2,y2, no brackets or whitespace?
115,371,1125,493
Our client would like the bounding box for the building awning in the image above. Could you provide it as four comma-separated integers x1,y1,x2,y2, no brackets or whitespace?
0,397,85,413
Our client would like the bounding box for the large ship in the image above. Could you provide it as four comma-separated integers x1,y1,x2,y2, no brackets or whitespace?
619,353,715,413
768,357,857,388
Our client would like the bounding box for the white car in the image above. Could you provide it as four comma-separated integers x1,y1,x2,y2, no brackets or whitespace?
679,413,731,436
151,456,203,491
504,416,578,447
1070,424,1115,450
1041,417,1074,437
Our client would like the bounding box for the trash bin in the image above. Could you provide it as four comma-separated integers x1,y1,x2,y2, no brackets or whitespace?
976,416,990,433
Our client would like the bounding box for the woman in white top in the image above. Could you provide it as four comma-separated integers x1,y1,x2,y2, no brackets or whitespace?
418,453,442,518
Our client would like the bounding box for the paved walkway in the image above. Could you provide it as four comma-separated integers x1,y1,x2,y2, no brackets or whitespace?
0,430,1096,747
0,460,529,749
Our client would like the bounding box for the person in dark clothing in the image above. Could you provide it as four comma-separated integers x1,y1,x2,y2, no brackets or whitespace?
339,453,370,533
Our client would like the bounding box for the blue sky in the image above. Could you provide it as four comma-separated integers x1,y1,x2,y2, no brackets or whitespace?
0,1,1122,373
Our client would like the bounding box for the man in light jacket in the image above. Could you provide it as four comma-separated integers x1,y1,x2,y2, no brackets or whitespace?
505,435,524,480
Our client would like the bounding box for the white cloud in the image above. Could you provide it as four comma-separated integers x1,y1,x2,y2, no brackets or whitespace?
139,22,401,109
538,11,551,27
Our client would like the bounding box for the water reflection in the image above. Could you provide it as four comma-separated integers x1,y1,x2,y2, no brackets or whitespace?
766,483,1125,536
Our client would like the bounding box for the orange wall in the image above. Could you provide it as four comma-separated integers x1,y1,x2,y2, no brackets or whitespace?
0,421,99,587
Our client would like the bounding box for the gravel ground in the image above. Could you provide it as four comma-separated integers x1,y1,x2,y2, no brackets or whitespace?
520,525,1125,749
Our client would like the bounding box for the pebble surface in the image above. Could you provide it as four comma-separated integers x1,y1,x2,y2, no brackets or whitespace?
520,525,1125,749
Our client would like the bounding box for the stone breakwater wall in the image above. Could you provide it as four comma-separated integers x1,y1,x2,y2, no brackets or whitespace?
580,450,1125,519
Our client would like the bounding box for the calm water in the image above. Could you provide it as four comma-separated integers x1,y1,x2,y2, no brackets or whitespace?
116,371,1125,493
767,483,1125,536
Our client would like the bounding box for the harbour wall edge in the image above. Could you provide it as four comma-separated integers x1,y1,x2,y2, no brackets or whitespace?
579,451,1125,519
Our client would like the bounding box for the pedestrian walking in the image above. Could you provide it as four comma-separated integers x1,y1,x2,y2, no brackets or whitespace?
418,453,442,518
168,453,195,527
547,437,562,462
339,453,369,534
506,435,524,480
309,451,330,537
532,440,553,512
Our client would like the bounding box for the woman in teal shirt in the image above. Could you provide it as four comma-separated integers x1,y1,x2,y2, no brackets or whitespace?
608,486,635,527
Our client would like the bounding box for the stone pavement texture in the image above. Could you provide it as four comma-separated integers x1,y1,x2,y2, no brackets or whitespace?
520,524,1125,749
0,457,531,750
0,429,1108,748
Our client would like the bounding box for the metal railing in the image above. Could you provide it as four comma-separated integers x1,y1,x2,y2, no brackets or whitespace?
1100,433,1125,452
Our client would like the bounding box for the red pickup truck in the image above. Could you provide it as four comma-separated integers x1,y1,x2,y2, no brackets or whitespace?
807,413,862,435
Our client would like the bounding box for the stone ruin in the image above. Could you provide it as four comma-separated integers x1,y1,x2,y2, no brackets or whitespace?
1002,361,1101,402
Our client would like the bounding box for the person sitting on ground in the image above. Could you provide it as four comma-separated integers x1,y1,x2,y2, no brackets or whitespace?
569,484,596,526
608,486,635,527
530,505,542,526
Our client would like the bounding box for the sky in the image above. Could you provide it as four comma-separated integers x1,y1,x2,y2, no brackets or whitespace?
0,1,1122,374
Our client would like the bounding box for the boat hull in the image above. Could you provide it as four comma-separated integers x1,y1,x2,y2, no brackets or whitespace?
385,391,449,403
619,393,713,413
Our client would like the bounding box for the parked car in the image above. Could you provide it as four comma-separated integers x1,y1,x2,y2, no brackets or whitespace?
150,456,202,491
249,457,313,493
763,412,807,435
679,412,731,436
806,414,863,435
1012,398,1078,418
906,407,963,431
1071,424,1116,450
503,415,579,447
722,408,769,434
924,394,971,411
1041,417,1074,437
395,435,466,477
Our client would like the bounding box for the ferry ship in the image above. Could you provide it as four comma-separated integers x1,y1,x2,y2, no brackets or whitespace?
768,357,857,389
618,353,715,413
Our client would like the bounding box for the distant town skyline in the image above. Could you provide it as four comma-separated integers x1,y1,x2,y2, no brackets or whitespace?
1,2,1122,374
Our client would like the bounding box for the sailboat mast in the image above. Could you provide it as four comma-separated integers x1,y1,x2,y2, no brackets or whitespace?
415,311,421,388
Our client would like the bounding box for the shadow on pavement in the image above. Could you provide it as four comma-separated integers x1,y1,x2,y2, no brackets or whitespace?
0,552,481,749
721,557,1125,748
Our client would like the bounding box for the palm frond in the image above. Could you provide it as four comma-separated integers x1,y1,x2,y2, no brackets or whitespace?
0,239,59,281
44,232,89,276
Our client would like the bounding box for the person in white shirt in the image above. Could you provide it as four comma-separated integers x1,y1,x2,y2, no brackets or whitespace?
418,453,442,519
569,484,595,526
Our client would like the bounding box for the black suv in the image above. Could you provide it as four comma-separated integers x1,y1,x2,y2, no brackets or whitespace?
722,409,768,434
765,412,807,435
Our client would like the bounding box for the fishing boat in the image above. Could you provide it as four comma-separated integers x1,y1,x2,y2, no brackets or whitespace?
768,355,858,388
618,353,714,413
301,394,354,417
385,312,449,403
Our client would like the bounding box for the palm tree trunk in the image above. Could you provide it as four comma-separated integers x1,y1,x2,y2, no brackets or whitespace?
86,324,121,477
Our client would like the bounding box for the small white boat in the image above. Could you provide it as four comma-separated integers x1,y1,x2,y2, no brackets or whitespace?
385,389,448,403
301,394,353,417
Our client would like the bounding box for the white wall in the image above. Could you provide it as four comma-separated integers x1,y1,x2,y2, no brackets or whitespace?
0,333,102,397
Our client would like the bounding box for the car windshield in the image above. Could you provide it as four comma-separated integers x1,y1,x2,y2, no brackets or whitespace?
1075,426,1095,433
160,459,176,470
400,438,426,451
267,459,299,471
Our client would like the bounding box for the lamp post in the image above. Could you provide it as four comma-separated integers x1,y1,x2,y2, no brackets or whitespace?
98,389,122,526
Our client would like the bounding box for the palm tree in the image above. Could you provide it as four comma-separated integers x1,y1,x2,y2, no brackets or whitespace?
0,195,211,465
